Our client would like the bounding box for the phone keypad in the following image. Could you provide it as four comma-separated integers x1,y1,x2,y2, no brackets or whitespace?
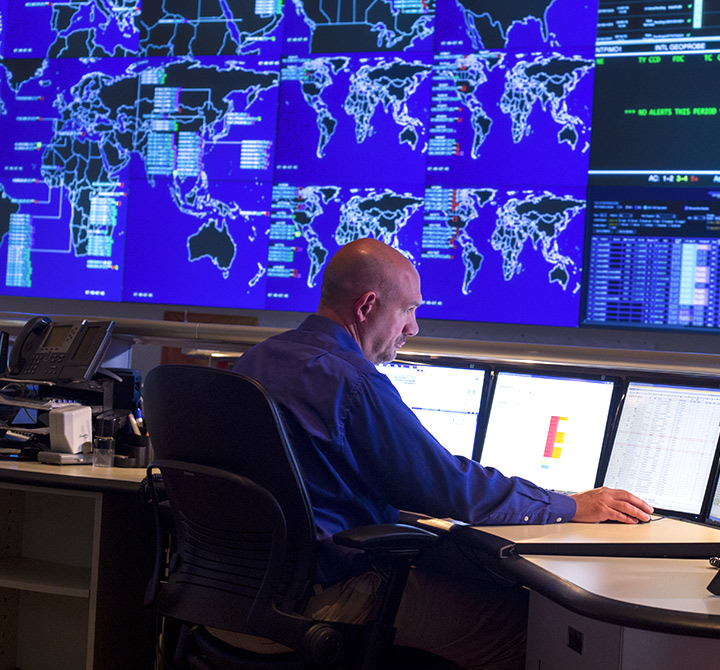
26,353,64,377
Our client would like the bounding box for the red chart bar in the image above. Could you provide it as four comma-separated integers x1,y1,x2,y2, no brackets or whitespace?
544,416,560,458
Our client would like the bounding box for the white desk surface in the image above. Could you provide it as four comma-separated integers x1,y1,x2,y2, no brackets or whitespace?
408,512,720,634
471,517,720,545
0,460,147,491
524,555,720,617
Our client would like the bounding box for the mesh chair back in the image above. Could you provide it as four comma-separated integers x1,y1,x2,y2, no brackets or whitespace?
143,364,317,614
150,460,294,633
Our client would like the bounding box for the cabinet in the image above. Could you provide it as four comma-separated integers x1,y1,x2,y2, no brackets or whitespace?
0,475,154,670
526,591,720,670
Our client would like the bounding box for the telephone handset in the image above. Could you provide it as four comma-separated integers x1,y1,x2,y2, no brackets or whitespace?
5,316,115,383
8,316,52,376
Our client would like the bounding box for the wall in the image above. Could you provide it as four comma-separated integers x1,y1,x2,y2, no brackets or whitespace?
4,292,720,380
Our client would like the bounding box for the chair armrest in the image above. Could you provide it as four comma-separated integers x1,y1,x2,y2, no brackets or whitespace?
333,523,440,657
333,523,438,559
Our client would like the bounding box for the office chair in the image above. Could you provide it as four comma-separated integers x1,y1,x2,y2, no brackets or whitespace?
142,364,460,670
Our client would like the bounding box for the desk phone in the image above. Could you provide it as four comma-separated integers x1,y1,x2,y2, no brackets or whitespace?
4,316,114,383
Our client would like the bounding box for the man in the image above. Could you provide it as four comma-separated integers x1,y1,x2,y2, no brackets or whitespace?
232,238,652,668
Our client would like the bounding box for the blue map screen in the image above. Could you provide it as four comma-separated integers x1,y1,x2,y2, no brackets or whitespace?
0,0,698,331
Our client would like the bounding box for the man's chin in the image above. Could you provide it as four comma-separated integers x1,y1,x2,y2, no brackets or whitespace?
385,343,406,363
376,349,399,364
371,340,407,364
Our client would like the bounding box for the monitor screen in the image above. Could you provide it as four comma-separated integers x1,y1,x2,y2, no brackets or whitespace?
580,5,720,334
377,360,486,459
580,183,720,332
0,1,590,327
479,370,618,492
603,381,720,517
2,2,720,333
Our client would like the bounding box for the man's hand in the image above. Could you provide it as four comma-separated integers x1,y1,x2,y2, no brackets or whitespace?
569,487,654,523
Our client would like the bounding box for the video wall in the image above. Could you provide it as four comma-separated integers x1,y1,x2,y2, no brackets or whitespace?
0,1,718,332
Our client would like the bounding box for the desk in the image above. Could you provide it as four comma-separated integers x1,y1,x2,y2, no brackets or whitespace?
0,462,155,670
516,556,720,670
403,513,720,669
0,460,147,491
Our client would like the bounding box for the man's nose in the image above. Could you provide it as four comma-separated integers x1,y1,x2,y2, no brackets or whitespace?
404,314,419,337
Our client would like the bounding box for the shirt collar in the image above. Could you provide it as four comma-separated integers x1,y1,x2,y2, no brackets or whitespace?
298,314,364,357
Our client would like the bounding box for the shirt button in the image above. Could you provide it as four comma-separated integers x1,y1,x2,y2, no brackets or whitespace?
556,517,563,523
523,516,529,522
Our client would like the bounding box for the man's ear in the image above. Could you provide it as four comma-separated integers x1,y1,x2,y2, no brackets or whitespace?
354,291,377,322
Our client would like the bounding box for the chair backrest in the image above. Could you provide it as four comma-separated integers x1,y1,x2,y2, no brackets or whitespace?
149,459,298,636
143,364,317,616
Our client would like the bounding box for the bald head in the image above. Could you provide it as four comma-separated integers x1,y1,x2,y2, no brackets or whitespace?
319,238,413,311
318,238,422,363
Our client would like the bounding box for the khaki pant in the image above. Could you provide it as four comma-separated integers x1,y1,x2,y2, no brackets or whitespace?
213,563,527,670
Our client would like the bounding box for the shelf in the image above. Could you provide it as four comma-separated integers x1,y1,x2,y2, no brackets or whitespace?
0,472,155,668
0,555,90,598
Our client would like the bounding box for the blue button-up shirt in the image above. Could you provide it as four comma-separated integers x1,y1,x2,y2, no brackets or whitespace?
234,314,575,582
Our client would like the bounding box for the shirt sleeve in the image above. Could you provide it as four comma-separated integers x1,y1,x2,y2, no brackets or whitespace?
346,368,577,526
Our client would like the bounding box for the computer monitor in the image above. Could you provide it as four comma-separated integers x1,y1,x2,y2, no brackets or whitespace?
478,369,619,492
377,358,487,460
602,380,720,519
705,472,720,526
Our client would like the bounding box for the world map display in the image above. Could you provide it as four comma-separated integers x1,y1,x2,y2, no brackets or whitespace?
0,0,594,327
